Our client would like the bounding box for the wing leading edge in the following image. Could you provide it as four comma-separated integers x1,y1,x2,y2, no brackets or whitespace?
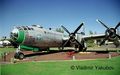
83,34,105,40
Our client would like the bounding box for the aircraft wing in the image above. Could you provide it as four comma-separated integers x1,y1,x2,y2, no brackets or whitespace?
63,34,105,41
83,34,105,40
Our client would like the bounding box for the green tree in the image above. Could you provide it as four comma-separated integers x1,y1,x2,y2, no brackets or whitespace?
89,30,93,35
86,30,96,47
56,28,64,33
1,36,7,41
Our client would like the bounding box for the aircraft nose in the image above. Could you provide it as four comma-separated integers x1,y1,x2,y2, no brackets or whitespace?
10,28,25,44
10,28,19,40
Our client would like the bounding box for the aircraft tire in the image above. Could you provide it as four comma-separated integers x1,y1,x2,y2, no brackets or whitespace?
18,52,24,60
14,52,24,60
14,53,19,59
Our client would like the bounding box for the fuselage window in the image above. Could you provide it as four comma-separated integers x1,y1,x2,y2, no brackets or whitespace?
17,26,34,31
26,26,31,30
30,28,34,30
44,31,46,34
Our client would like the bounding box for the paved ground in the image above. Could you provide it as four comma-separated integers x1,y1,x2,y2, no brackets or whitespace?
1,49,120,63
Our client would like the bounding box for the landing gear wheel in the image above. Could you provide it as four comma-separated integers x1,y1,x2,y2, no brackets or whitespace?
14,53,19,59
74,46,79,53
18,52,24,60
14,52,24,60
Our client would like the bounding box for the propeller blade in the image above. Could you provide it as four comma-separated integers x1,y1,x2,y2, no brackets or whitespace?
116,34,120,39
113,40,119,48
100,36,109,46
115,22,120,29
96,19,109,29
61,26,70,35
62,39,70,48
73,23,84,34
74,39,83,47
61,23,84,50
110,30,120,39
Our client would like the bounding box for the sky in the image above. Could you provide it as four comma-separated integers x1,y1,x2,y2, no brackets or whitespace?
0,0,120,38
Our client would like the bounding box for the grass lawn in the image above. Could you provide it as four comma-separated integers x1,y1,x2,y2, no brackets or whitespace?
0,47,16,57
1,56,120,75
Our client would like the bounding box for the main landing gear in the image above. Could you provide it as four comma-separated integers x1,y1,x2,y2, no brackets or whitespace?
74,41,87,52
14,46,25,60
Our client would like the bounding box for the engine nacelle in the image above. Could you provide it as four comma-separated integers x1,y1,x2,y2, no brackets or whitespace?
105,28,117,40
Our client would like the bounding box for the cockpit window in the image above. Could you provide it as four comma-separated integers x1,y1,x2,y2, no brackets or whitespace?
10,32,18,40
30,28,34,30
22,26,27,30
16,26,34,31
26,26,31,30
16,27,23,30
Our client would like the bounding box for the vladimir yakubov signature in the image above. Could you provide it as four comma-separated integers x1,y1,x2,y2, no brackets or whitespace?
70,65,114,70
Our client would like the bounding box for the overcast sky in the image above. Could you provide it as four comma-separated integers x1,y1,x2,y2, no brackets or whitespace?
0,0,120,38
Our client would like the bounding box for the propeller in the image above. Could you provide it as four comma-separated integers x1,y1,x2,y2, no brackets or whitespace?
61,23,84,49
96,19,120,46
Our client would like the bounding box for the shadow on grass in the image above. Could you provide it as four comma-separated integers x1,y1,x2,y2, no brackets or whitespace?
24,49,119,58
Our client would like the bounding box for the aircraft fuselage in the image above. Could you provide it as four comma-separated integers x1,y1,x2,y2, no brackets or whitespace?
10,26,63,48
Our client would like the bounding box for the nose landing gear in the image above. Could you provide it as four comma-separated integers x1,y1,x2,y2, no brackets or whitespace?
14,52,24,60
14,46,25,60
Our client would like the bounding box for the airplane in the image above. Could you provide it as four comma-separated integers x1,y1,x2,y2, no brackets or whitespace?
0,37,11,47
0,40,11,46
10,19,120,59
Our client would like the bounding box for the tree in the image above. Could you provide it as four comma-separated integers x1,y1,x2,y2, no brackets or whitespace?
56,28,64,33
89,30,93,35
94,31,97,34
1,36,7,41
86,30,96,47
